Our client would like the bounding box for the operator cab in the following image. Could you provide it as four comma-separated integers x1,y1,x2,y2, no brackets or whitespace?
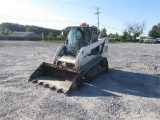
64,23,98,57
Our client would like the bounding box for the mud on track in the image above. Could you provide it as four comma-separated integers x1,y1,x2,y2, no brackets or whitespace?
0,41,160,120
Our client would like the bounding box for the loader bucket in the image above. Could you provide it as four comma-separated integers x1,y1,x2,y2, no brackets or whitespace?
28,62,83,94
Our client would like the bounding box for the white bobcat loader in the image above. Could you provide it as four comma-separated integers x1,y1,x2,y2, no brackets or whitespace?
28,23,108,94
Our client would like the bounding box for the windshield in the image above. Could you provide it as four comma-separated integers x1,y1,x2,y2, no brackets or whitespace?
66,28,82,56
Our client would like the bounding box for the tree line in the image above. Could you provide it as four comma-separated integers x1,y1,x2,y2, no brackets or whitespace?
100,22,160,42
0,22,61,39
0,22,159,41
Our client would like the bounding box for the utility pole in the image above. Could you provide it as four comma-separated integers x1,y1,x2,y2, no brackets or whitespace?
95,7,100,33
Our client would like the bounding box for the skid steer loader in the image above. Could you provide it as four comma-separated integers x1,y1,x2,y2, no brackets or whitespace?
28,23,108,94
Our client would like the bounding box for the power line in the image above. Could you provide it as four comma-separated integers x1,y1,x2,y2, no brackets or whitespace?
44,0,127,23
44,0,96,8
100,24,123,32
0,7,94,20
0,14,96,25
43,0,127,30
52,0,126,22
0,0,128,32
101,8,126,22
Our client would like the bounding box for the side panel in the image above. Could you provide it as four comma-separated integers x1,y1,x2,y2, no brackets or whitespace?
75,37,108,69
101,37,108,58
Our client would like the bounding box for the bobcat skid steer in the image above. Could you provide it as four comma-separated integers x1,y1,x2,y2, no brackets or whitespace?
28,23,109,94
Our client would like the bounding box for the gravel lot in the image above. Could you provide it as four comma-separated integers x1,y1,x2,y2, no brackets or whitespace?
0,41,160,120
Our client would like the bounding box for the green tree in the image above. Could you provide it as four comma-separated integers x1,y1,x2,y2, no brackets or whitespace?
46,32,55,40
0,28,5,35
157,23,160,38
100,28,107,38
48,32,54,38
61,29,67,39
149,23,160,38
121,30,130,41
26,27,35,32
125,21,146,40
57,34,64,39
108,33,114,39
114,33,120,41
149,25,158,38
0,28,12,35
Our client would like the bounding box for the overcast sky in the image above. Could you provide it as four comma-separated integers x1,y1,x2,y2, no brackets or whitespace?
0,0,159,36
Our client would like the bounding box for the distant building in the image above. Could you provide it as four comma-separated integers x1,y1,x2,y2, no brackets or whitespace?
0,35,9,40
157,38,160,43
0,32,41,40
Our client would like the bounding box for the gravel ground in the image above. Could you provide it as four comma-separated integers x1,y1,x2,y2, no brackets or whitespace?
0,41,159,120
